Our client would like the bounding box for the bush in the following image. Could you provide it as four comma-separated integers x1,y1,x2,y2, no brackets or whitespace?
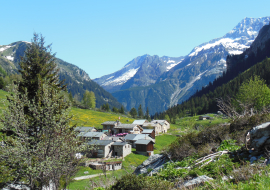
110,174,173,190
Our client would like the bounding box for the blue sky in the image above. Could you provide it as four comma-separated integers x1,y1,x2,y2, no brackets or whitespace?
1,0,270,79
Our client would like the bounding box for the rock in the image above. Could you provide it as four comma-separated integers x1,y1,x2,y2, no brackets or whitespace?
176,175,213,189
249,122,270,150
133,154,167,175
250,156,257,163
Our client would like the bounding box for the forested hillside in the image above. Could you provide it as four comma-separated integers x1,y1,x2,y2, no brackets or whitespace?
0,41,123,109
155,24,270,119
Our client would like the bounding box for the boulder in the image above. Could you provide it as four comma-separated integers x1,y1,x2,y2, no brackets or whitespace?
176,175,213,189
133,154,167,175
249,122,270,150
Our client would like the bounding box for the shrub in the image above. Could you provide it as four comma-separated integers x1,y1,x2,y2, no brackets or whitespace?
110,174,173,190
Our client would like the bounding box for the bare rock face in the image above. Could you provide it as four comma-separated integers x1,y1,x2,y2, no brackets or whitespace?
249,122,270,150
133,154,167,175
176,175,213,189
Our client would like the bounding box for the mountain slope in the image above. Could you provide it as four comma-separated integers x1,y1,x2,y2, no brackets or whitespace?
93,54,185,93
106,17,270,115
0,41,122,109
158,24,270,119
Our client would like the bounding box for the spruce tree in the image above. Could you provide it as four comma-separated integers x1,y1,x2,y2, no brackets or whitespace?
19,33,65,101
138,104,143,118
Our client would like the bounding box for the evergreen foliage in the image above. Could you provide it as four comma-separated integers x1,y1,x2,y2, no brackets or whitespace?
138,104,143,118
0,34,85,189
119,105,125,114
130,107,137,118
19,33,65,101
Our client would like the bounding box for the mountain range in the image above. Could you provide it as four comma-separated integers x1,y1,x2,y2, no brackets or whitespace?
0,41,123,109
94,17,270,115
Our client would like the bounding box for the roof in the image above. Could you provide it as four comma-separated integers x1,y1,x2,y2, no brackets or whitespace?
103,136,123,141
75,126,96,132
135,139,154,145
143,123,158,127
124,134,153,141
142,129,154,134
88,140,113,146
112,142,129,146
132,120,148,125
78,132,105,138
114,124,138,129
151,120,168,125
101,121,121,125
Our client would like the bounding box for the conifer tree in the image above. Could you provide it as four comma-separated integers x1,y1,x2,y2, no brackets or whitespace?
119,105,125,114
138,104,143,118
19,33,65,101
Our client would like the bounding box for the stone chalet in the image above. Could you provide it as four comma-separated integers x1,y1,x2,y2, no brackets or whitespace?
88,140,114,158
135,139,155,156
101,121,121,135
111,141,132,157
78,132,107,141
88,140,131,158
151,120,170,130
132,120,149,127
114,124,143,134
75,126,97,133
143,123,164,134
123,134,155,147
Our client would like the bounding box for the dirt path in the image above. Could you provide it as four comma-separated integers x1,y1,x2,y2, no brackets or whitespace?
74,173,110,180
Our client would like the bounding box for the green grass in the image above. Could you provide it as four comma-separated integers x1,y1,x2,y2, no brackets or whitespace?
154,134,177,154
70,108,135,129
169,114,229,135
0,90,8,114
68,152,148,190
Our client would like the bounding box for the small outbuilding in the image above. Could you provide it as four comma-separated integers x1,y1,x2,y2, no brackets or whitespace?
142,129,155,139
135,139,155,156
101,121,121,135
88,140,113,158
199,115,212,120
123,134,155,147
111,141,132,157
114,124,143,134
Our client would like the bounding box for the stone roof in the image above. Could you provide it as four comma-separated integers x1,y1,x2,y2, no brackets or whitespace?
143,123,158,127
75,126,96,132
88,140,113,146
101,121,120,125
135,139,154,145
112,142,129,146
132,120,148,125
103,136,123,141
78,132,105,138
124,134,153,141
114,124,138,129
142,129,154,134
151,120,168,125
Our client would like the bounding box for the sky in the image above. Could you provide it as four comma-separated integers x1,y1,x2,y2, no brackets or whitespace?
1,0,270,79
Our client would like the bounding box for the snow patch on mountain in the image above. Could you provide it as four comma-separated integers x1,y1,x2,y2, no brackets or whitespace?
189,38,249,57
0,45,15,52
102,67,140,86
6,55,14,61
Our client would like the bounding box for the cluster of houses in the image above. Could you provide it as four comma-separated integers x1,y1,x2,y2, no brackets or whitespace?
76,119,170,158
